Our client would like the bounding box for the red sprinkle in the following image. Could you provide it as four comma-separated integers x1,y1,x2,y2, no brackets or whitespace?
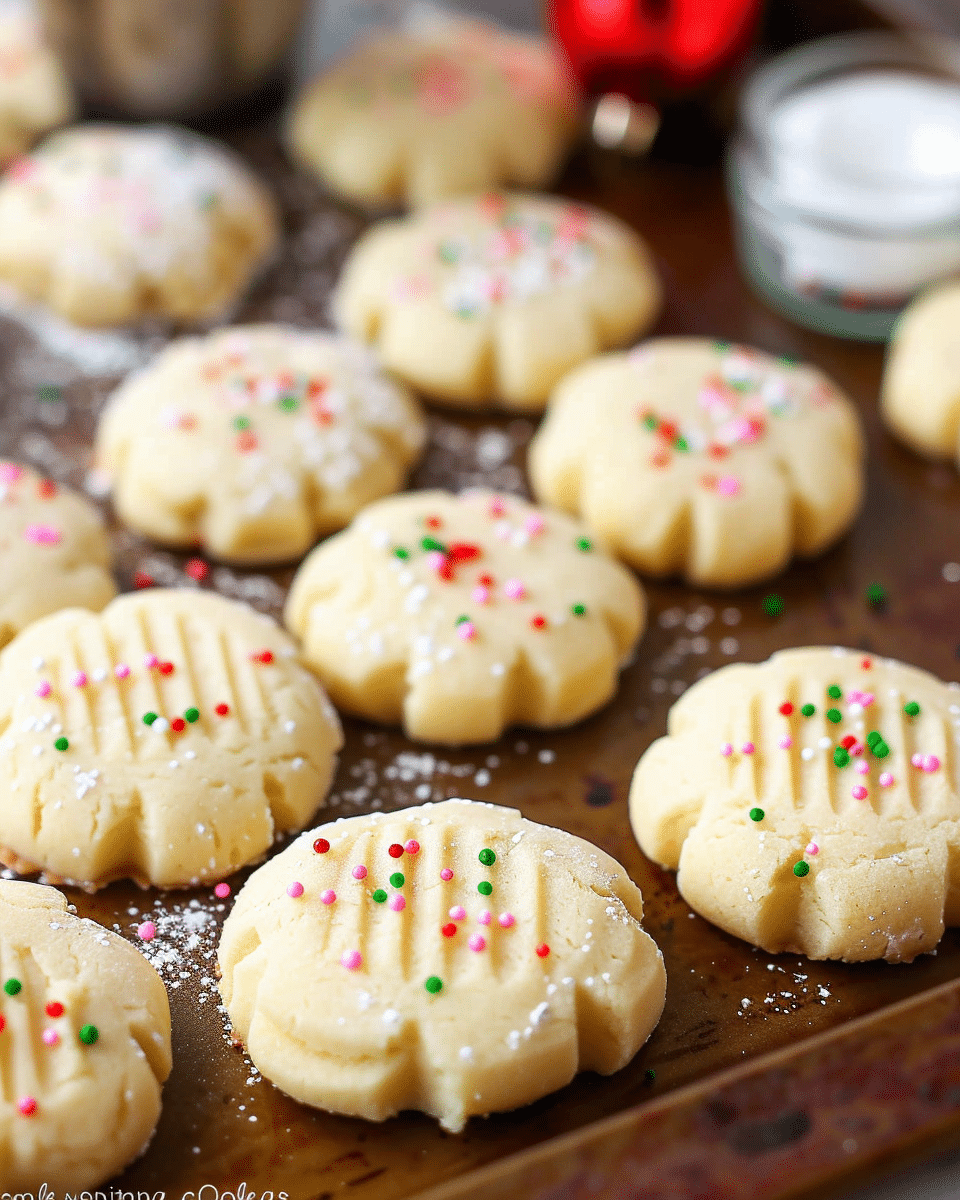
185,557,209,581
449,542,481,563
841,735,857,750
708,444,729,459
158,661,174,675
0,1015,5,1033
37,479,57,499
778,702,794,716
862,658,872,669
17,1097,37,1117
171,717,186,733
535,943,551,958
252,650,274,665
478,574,494,587
313,838,330,854
236,431,258,453
45,1002,64,1018
441,923,457,938
425,515,442,529
215,703,230,716
133,572,154,589
530,615,547,630
388,843,404,859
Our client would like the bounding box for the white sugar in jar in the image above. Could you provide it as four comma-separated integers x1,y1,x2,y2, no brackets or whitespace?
728,32,960,340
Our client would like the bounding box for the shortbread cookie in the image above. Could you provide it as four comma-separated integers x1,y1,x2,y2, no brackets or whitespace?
0,0,74,164
0,460,116,649
285,488,645,744
881,282,960,464
0,879,172,1190
334,192,661,410
629,647,960,962
218,798,666,1132
95,325,428,564
287,19,579,208
528,339,865,588
0,588,343,889
0,123,279,327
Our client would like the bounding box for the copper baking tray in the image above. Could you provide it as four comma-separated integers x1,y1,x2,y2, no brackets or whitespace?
2,127,959,1199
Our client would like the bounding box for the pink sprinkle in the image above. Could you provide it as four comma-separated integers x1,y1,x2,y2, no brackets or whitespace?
24,524,61,545
341,950,362,970
34,681,50,698
777,735,792,749
17,1097,37,1117
805,842,819,856
861,693,875,708
477,910,492,926
852,785,868,800
524,514,545,535
286,881,304,898
114,663,130,679
457,621,477,641
440,868,454,881
42,1029,60,1047
498,912,515,928
427,551,447,572
720,742,733,757
143,654,159,669
741,742,755,755
922,755,941,773
504,578,525,600
214,883,231,899
404,840,420,854
879,772,894,787
449,905,466,921
137,921,157,941
70,670,87,688
468,934,487,952
320,889,337,905
717,476,741,497
389,895,406,912
850,741,864,757
855,760,869,775
352,864,368,880
489,499,506,517
472,586,490,605
911,753,923,769
0,463,23,484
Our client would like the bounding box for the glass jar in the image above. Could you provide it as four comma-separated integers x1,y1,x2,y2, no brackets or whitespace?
727,31,960,341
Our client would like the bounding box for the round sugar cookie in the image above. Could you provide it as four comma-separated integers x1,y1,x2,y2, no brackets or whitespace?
0,123,279,327
0,1,74,165
528,339,865,588
0,459,116,649
0,879,172,1190
881,282,960,464
629,647,960,962
287,19,579,209
95,325,428,564
333,192,661,411
218,798,666,1133
0,588,343,890
284,488,646,744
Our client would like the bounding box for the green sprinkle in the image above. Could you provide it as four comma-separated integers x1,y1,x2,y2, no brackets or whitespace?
778,354,798,367
714,340,731,353
478,848,496,867
455,614,470,625
904,702,920,717
675,436,689,453
826,708,842,724
800,703,815,717
866,582,887,608
834,747,850,768
142,712,157,726
749,807,764,822
827,685,842,699
571,603,587,617
762,594,785,617
642,415,658,431
372,889,387,904
184,707,199,723
420,536,446,553
3,978,21,996
232,415,250,431
53,737,68,752
78,1024,99,1046
437,241,459,264
871,740,890,759
793,861,810,878
278,395,299,412
644,1067,657,1084
37,385,62,402
477,881,493,896
424,975,443,994
576,537,593,552
867,731,881,746
393,547,410,560
389,872,405,888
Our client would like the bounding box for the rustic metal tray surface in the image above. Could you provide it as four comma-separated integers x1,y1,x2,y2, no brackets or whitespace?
1,130,959,1199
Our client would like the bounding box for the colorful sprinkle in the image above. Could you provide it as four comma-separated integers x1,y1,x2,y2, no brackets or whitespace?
826,709,842,723
827,685,842,699
34,680,50,698
442,922,457,937
142,712,157,726
389,895,406,912
576,537,593,552
866,583,887,608
389,872,405,888
468,934,487,952
749,808,764,822
778,702,794,716
42,1029,60,1047
114,664,130,679
720,742,733,757
904,702,920,717
388,843,404,859
879,772,894,787
137,921,157,941
53,737,68,752
424,976,443,994
405,840,420,854
320,889,337,905
24,524,61,546
834,747,850,768
498,912,515,928
801,704,815,717
214,883,231,899
185,558,209,581
793,861,810,877
478,881,493,896
504,578,525,599
16,1097,36,1117
478,848,496,866
215,703,230,716
530,614,547,630
78,1024,99,1046
762,594,784,617
741,742,755,755
286,881,304,898
185,707,200,723
805,842,819,856
440,868,454,881
477,910,492,926
777,735,792,749
372,889,388,903
457,620,477,641
341,950,363,970
852,785,868,800
535,943,551,958
352,864,368,880
571,603,587,616
71,671,87,688
171,718,186,733
143,654,159,669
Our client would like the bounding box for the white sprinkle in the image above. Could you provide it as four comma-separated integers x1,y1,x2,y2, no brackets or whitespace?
530,1001,551,1026
720,637,739,655
292,757,304,770
801,747,815,760
943,562,960,583
383,1009,400,1027
490,662,506,676
538,749,555,764
818,736,832,749
459,1045,474,1062
506,1030,521,1050
284,720,296,733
